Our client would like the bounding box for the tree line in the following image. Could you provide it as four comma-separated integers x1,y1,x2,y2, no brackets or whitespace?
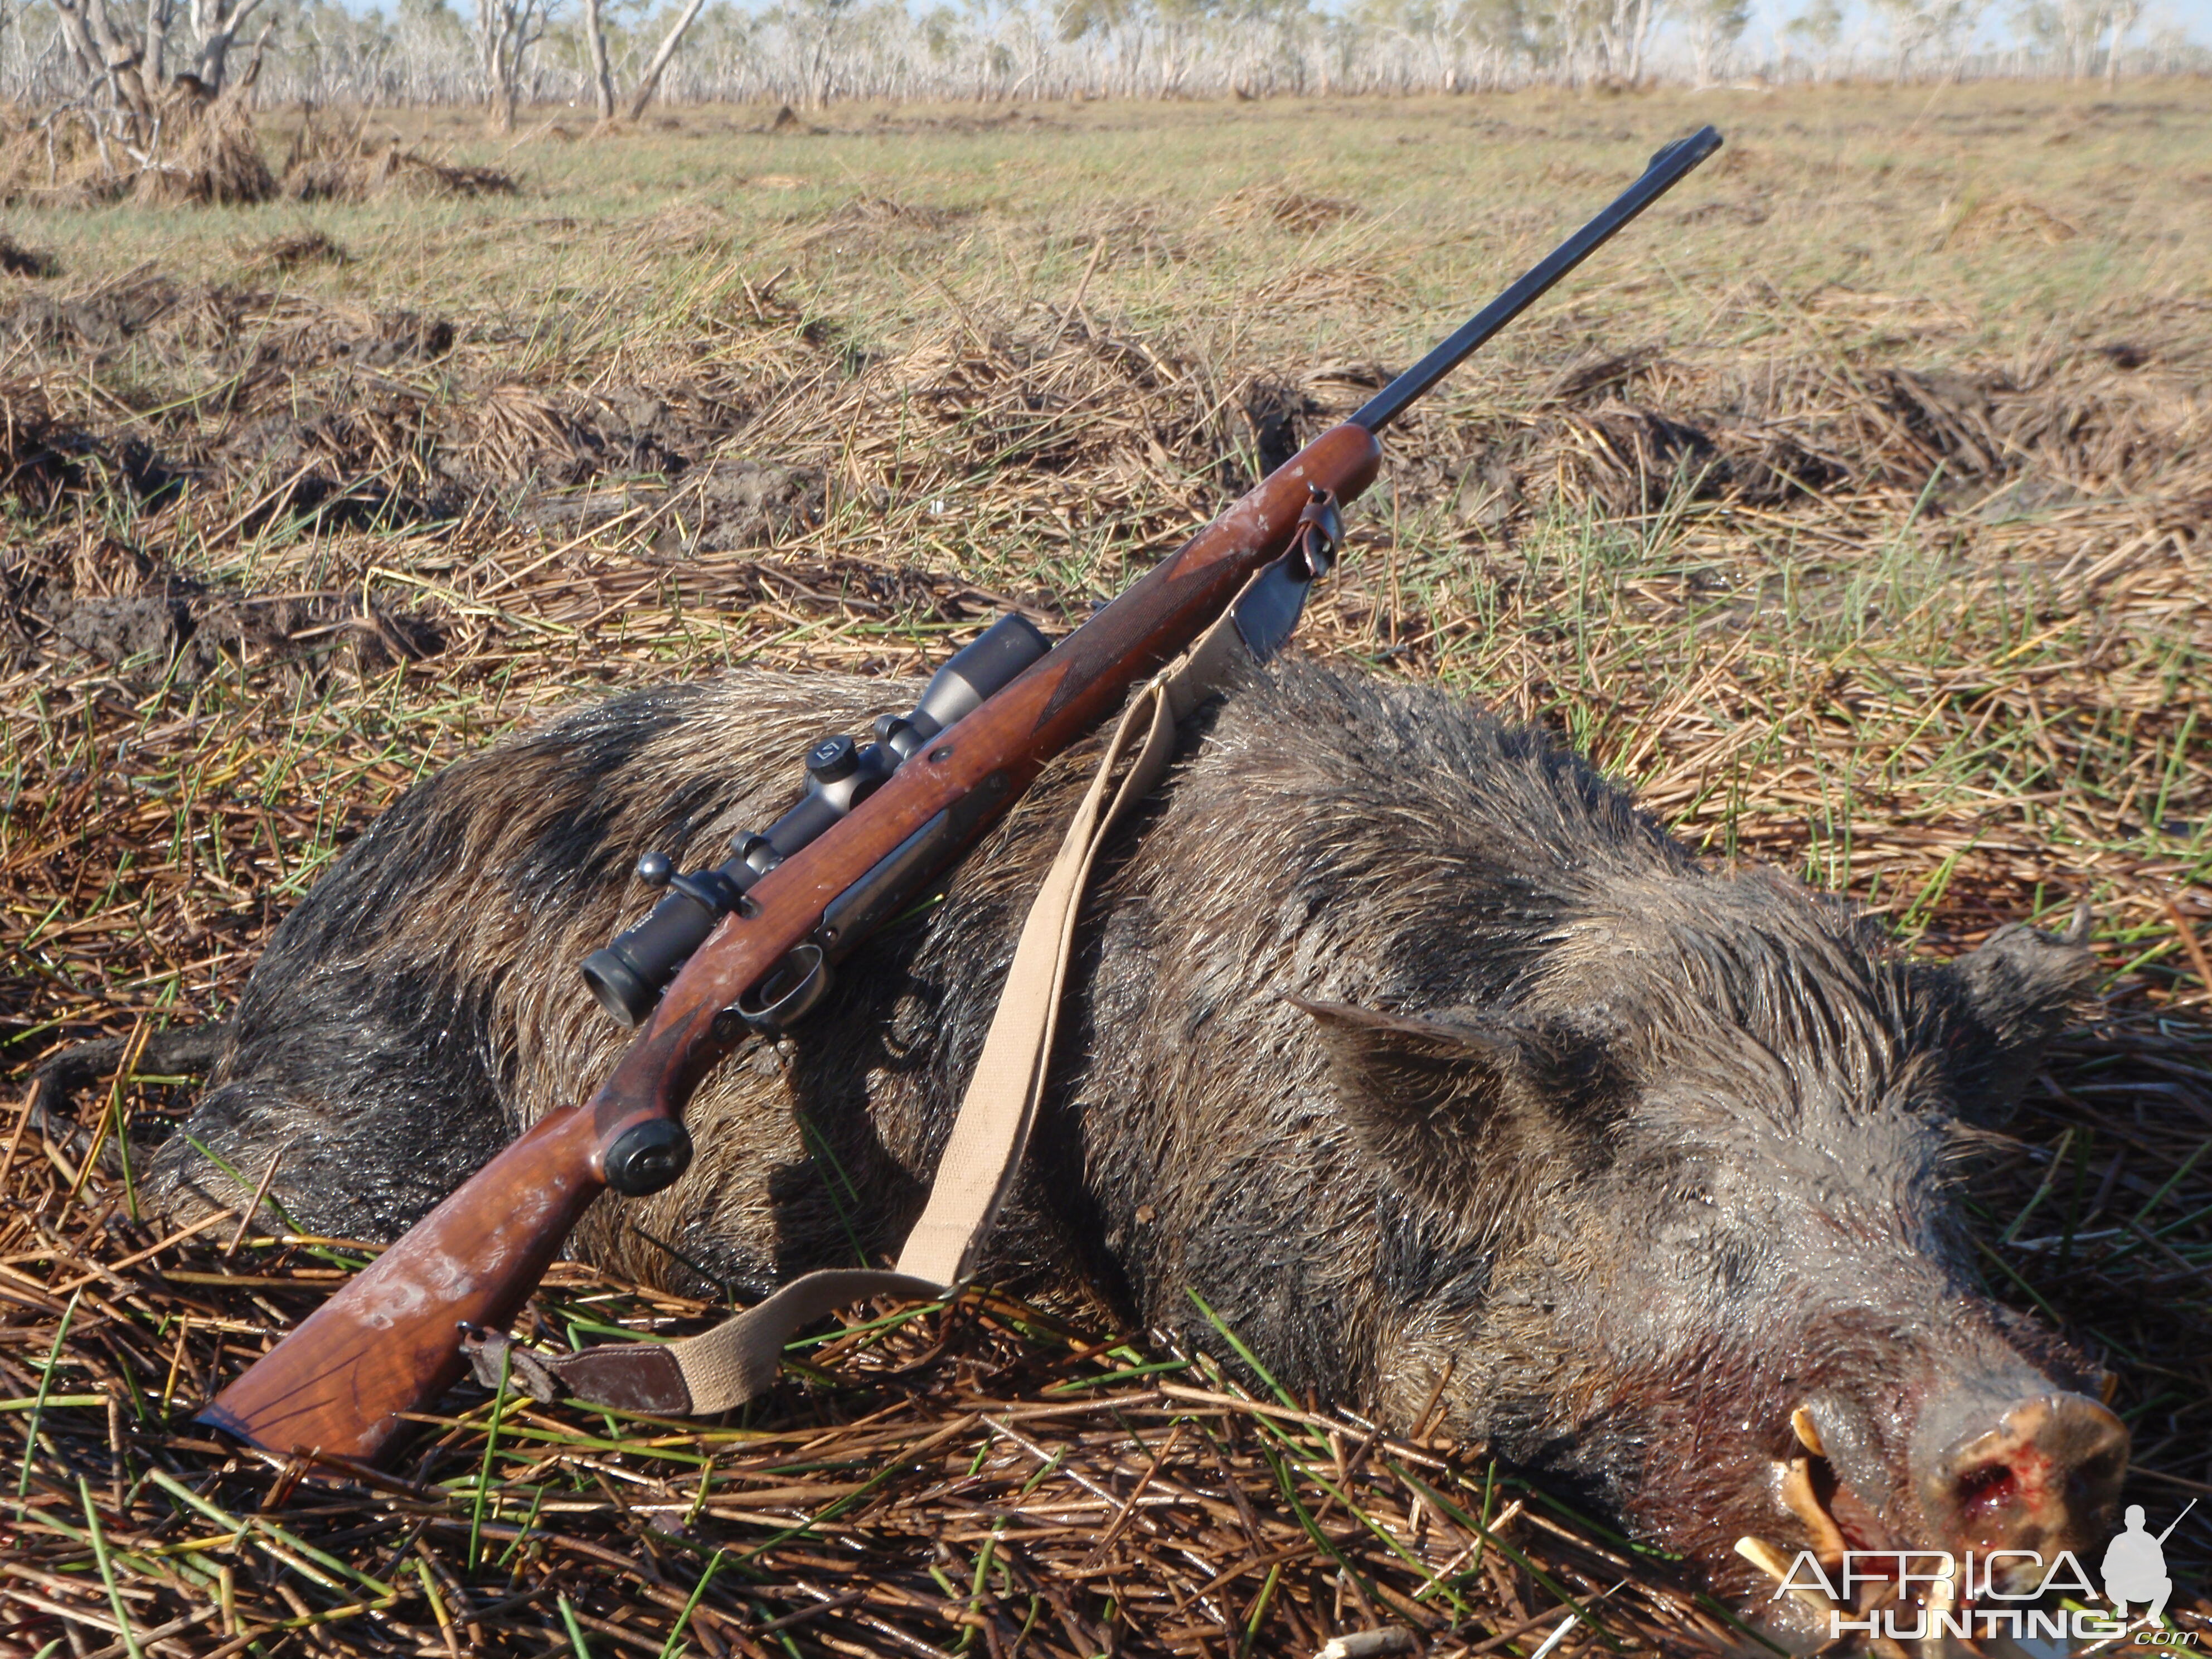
0,0,2198,135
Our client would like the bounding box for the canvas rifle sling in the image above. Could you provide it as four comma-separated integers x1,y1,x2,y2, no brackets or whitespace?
464,610,1254,1417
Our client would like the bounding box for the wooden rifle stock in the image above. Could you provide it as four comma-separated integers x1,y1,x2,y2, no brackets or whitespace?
197,1106,604,1460
200,124,1724,1461
201,421,1384,1461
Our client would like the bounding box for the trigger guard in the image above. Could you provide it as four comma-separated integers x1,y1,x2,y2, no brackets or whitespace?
735,943,833,1037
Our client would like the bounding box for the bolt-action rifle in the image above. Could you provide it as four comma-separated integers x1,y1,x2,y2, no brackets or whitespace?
200,126,1723,1464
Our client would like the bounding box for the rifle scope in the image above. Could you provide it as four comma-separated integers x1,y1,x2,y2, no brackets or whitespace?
581,612,1051,1027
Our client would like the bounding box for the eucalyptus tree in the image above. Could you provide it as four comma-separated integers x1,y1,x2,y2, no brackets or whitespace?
1685,0,1747,80
476,0,549,129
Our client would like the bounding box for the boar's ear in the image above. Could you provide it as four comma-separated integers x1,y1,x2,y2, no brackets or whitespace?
1287,993,1521,1211
1945,907,2097,1121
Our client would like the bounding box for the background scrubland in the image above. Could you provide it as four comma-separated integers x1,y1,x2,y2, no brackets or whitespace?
1,79,2209,1659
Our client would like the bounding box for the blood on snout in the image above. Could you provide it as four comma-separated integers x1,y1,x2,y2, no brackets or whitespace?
1953,1457,2023,1519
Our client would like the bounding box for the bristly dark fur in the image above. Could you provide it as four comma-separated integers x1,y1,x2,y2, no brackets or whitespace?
144,657,2102,1619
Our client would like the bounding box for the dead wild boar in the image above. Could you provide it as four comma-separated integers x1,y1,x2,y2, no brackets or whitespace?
144,658,2126,1628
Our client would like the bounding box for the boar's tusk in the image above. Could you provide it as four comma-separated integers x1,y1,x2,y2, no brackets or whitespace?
1791,1405,1826,1458
1734,1535,1788,1581
1778,1456,1850,1564
1734,1535,1842,1614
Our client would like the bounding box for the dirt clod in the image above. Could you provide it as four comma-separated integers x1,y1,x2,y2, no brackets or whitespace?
0,233,57,276
246,229,353,270
41,583,444,685
51,591,196,669
688,457,824,547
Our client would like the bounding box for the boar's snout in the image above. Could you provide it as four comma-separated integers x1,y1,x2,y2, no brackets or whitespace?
1909,1376,2127,1572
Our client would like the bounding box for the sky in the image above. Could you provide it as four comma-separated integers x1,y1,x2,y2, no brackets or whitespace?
318,0,2212,55
1733,0,2210,56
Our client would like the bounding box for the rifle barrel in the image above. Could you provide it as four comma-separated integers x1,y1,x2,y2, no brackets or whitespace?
1350,125,1723,436
2155,1497,2198,1544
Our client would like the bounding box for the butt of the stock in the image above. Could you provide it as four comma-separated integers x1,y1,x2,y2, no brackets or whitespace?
198,1105,607,1463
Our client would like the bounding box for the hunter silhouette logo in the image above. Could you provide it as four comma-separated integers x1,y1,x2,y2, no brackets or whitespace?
1767,1500,2200,1646
2106,1502,2194,1624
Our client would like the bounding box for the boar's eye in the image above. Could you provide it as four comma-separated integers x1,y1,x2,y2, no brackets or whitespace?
1287,993,1534,1215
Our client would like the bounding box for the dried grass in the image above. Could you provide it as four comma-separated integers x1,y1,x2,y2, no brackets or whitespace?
269,105,519,204
0,103,130,208
280,140,517,203
1212,182,1363,234
0,90,366,212
130,88,276,207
